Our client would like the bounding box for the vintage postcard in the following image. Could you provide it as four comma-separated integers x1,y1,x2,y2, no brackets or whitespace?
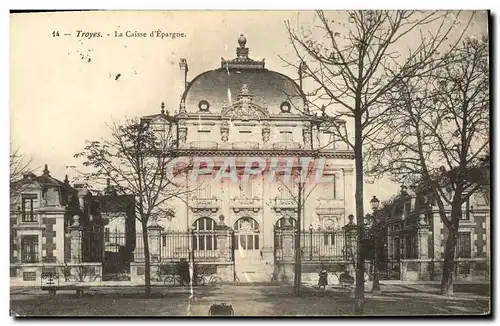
9,10,490,317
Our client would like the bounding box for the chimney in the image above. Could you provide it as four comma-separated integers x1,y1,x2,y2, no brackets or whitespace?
42,164,50,176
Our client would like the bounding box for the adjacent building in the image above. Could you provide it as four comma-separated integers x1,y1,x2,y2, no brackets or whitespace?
380,185,490,281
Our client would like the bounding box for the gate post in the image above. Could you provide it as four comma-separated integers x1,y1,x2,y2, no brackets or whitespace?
215,216,230,260
281,224,295,262
215,215,233,282
417,214,431,280
69,215,83,263
343,214,357,276
417,215,430,259
147,220,163,262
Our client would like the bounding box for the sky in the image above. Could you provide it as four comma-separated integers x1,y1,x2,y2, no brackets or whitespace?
10,10,488,213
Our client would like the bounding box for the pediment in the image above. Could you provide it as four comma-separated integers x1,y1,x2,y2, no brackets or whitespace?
221,101,268,120
221,83,268,120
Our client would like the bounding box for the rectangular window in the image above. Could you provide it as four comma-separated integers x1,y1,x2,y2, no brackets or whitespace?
21,235,38,263
254,235,259,250
162,235,166,247
104,228,110,242
247,235,254,250
321,181,336,199
21,194,37,222
239,235,247,250
324,233,335,246
460,200,471,220
206,235,213,250
324,132,336,150
457,232,471,258
280,131,293,143
23,271,36,281
196,183,211,199
240,180,253,198
199,235,205,250
277,174,296,199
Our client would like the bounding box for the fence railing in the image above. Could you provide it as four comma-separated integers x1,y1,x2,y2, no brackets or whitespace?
134,229,232,263
274,229,350,262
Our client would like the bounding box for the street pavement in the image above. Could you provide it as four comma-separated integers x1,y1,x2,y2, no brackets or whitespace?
10,282,491,317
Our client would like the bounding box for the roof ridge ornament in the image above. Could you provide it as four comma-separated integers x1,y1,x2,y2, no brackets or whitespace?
42,164,50,176
221,35,266,70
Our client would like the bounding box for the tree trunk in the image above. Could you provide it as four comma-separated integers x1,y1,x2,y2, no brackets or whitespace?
354,103,365,314
294,179,303,296
440,200,461,296
142,225,152,297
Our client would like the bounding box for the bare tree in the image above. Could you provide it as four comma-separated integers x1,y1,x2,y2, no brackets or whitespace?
10,146,33,198
284,10,470,312
73,110,195,296
273,157,320,295
370,36,489,295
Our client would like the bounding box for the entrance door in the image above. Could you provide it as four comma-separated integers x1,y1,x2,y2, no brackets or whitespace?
233,217,261,280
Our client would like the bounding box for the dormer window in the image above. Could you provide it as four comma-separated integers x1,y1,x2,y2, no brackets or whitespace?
198,100,210,112
21,194,37,222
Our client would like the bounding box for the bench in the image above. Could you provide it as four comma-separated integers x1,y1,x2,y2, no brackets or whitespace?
41,273,91,297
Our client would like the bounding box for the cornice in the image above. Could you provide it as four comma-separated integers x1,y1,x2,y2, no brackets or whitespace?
174,148,355,159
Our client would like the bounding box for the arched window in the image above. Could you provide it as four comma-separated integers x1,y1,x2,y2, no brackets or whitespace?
192,217,217,251
274,217,297,249
275,217,297,229
233,217,259,250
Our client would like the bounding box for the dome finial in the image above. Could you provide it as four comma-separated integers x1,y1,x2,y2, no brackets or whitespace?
161,101,165,114
238,34,247,47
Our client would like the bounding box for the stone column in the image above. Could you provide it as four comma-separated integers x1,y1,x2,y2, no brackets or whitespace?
416,214,431,280
215,215,234,281
69,215,83,263
417,214,430,259
215,215,231,261
147,220,163,262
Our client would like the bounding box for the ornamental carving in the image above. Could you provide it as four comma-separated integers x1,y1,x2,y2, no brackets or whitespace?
302,127,312,149
190,197,220,214
317,214,344,231
178,120,187,145
272,198,298,212
231,197,262,213
262,122,270,143
315,199,345,215
221,84,269,120
220,120,229,142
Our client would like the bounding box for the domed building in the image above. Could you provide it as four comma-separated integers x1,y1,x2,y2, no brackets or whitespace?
134,35,356,283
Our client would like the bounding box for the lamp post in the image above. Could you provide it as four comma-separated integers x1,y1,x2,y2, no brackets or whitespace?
190,224,196,285
370,195,381,293
309,224,313,260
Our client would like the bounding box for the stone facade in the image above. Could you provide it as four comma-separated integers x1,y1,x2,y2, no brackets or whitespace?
383,186,490,282
133,36,356,282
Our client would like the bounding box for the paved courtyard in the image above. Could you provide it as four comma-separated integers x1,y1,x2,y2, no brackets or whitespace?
10,282,491,317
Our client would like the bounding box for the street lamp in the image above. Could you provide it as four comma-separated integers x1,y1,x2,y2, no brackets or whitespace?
370,195,381,293
190,224,196,285
370,195,380,211
309,224,313,260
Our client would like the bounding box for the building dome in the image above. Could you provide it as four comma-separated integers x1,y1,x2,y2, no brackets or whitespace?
180,36,306,116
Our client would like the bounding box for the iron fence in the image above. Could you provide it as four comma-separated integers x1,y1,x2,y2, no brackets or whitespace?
134,229,232,262
274,228,350,261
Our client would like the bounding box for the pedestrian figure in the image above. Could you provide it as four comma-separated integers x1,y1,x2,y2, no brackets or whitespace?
177,258,190,286
318,265,328,290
